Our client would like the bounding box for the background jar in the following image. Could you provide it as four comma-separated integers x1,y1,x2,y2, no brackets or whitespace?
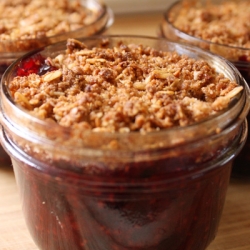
160,0,250,176
0,36,249,250
0,0,114,164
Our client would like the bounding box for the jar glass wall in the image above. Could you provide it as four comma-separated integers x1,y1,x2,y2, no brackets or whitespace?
0,36,249,250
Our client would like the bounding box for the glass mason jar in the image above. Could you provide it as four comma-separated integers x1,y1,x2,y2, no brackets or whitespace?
160,0,250,176
0,36,249,250
0,0,114,164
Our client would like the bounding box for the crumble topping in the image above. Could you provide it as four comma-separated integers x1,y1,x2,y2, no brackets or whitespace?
169,0,250,61
8,38,242,133
0,0,100,52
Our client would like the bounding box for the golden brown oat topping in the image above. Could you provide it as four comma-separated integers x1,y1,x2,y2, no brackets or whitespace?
8,38,242,133
0,0,99,52
170,0,250,60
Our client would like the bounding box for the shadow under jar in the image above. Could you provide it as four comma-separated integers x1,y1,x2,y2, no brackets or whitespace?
161,0,250,176
0,0,113,164
0,36,249,250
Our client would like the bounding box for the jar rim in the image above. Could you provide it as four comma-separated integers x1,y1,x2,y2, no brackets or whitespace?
0,35,249,151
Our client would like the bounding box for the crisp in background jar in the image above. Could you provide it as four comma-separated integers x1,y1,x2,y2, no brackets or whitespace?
160,0,250,176
0,36,249,250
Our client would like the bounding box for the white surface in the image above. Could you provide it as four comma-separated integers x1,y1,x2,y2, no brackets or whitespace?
103,0,177,13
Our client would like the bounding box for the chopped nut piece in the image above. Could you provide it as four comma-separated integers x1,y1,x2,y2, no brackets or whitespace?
212,86,243,110
86,58,107,64
133,82,146,90
14,92,32,110
152,70,174,79
43,70,62,82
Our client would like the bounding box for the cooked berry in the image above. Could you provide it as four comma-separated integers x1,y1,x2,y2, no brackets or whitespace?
17,54,57,77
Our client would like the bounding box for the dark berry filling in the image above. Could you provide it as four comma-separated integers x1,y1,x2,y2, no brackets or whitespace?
17,54,57,77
